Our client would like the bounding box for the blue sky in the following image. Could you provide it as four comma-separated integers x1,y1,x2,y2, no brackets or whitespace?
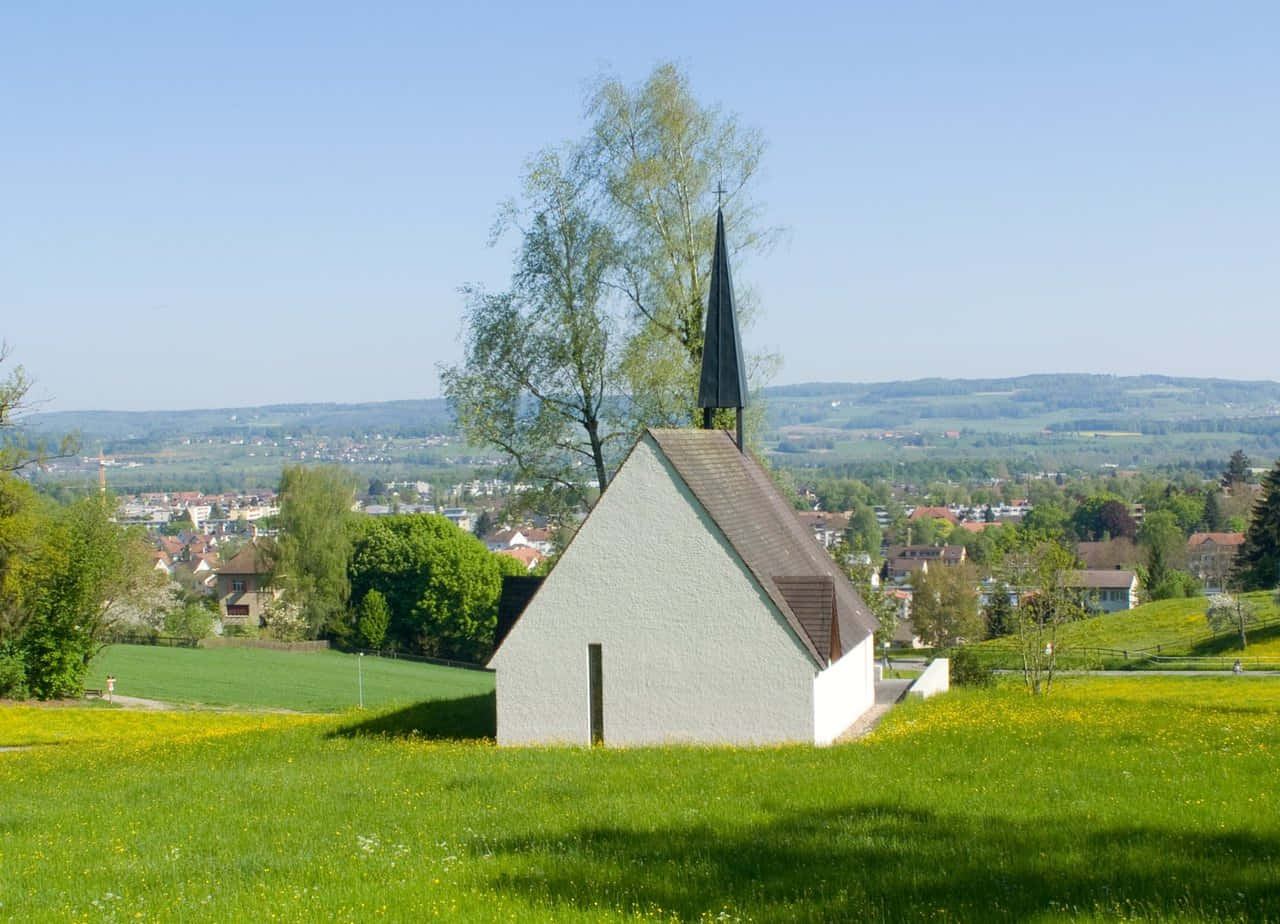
3,2,1277,411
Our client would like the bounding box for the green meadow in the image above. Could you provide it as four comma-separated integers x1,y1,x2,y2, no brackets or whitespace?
87,644,494,712
972,593,1280,669
2,675,1278,921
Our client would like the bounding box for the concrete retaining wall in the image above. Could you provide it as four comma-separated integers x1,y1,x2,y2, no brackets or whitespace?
907,657,949,699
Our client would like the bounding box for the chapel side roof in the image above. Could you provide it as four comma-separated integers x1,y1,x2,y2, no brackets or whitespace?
774,576,836,660
494,576,544,652
649,428,877,667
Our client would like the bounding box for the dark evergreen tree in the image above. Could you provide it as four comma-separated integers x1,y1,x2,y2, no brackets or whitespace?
1223,449,1252,488
1203,489,1225,532
1232,458,1280,590
983,582,1015,638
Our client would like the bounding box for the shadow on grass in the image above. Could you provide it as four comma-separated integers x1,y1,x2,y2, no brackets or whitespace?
327,692,495,742
1191,619,1280,657
473,801,1280,920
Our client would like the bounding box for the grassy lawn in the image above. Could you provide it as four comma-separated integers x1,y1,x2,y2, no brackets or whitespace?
87,644,494,712
2,676,1278,920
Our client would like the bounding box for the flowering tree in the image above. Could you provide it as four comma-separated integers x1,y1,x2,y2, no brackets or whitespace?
1205,593,1258,650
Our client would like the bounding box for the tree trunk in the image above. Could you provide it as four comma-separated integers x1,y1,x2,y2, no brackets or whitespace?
586,418,608,494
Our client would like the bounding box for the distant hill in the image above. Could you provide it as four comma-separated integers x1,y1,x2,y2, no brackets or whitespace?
21,399,456,441
17,374,1280,481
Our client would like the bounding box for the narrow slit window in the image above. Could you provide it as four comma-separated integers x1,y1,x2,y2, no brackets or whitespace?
588,643,603,746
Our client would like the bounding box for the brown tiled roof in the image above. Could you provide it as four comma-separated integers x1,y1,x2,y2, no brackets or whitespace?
794,511,851,532
218,541,273,575
1067,569,1138,589
886,545,965,563
909,506,957,523
1187,532,1245,547
1075,539,1140,569
497,546,542,567
650,429,877,667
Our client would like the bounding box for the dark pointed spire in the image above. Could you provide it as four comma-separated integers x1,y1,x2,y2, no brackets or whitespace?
698,208,749,449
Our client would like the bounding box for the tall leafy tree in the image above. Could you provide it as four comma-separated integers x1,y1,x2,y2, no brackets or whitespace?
1138,509,1189,599
909,562,983,648
446,64,779,507
274,465,357,638
588,63,780,427
843,502,882,557
1232,458,1280,590
8,496,158,698
442,148,624,517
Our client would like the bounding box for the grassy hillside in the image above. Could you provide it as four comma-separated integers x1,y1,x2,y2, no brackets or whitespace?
1,676,1277,920
88,645,493,712
971,591,1280,667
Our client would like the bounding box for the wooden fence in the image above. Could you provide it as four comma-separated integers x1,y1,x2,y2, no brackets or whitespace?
198,638,330,652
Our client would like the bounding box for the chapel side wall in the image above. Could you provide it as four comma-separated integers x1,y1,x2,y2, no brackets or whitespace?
491,437,817,747
812,633,875,745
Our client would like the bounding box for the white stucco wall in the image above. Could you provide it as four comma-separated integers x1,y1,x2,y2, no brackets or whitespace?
812,634,875,745
907,658,950,699
490,436,822,746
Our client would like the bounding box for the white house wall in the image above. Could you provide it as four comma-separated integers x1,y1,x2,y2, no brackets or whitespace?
812,634,875,745
491,436,818,746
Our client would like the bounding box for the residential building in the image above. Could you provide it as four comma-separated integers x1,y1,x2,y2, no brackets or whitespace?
215,542,280,627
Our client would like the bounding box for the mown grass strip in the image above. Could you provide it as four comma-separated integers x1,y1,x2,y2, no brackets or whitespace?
87,644,494,712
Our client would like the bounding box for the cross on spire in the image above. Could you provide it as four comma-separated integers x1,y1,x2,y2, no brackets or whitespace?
714,182,727,208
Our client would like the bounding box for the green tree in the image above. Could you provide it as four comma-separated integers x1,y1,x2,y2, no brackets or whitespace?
983,581,1016,638
1223,449,1252,488
1138,510,1189,600
1020,502,1068,539
909,562,983,648
832,543,898,647
588,63,779,427
843,502,882,556
274,465,357,638
1071,494,1135,541
1232,457,1280,590
441,148,624,517
472,509,496,539
999,539,1084,695
1203,489,1226,531
349,514,515,661
11,497,158,698
357,589,390,651
164,601,214,645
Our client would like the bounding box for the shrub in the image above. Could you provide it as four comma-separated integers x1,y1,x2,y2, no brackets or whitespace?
949,647,994,688
164,602,215,644
0,647,28,699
